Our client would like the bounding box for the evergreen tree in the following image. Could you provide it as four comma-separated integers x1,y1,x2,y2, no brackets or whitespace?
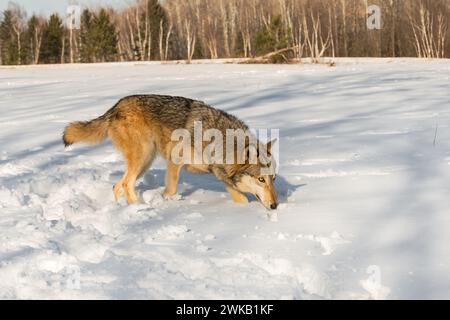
40,14,64,64
254,15,290,57
80,9,117,63
147,0,167,60
91,9,118,62
0,10,18,65
25,15,45,64
80,9,94,62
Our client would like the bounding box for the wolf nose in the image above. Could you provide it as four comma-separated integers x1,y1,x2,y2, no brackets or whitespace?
270,203,278,210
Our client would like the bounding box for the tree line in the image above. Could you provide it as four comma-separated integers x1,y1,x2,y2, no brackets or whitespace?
0,0,449,65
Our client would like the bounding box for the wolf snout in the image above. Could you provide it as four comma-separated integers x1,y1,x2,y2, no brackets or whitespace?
270,203,278,210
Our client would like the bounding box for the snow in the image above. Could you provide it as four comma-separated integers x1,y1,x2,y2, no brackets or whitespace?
1,58,450,299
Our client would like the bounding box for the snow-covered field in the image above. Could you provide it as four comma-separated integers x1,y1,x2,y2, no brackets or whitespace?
1,59,450,299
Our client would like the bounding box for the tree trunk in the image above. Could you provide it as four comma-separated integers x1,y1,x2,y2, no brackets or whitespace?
69,27,74,63
61,36,65,64
127,13,137,60
34,27,43,64
165,24,173,61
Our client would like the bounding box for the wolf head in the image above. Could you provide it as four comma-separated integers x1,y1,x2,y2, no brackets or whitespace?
232,139,279,210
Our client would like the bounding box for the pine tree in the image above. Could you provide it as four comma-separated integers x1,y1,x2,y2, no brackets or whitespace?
254,15,290,56
80,9,94,62
91,9,118,62
0,10,18,65
26,15,45,64
147,0,167,60
40,14,64,64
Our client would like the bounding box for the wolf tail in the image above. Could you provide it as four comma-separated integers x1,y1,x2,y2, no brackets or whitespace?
62,115,110,147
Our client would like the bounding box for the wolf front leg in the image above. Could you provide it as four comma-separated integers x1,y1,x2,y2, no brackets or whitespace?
226,185,248,204
163,160,183,199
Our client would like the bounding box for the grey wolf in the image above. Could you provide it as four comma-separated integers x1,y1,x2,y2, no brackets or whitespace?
62,95,278,210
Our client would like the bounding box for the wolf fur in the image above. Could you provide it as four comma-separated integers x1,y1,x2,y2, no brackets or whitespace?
63,95,278,209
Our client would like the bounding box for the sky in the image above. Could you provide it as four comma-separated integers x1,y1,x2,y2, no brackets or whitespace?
0,0,127,16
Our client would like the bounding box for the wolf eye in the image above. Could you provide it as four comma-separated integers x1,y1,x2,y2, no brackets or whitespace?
273,175,276,181
258,177,265,183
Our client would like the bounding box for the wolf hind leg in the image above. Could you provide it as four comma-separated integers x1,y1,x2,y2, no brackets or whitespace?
137,141,157,180
110,127,155,203
121,142,158,204
113,143,156,202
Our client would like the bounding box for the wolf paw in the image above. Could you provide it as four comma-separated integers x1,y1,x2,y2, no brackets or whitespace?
231,193,249,204
162,191,182,201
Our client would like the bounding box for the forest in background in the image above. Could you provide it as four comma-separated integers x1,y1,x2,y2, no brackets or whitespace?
0,0,449,65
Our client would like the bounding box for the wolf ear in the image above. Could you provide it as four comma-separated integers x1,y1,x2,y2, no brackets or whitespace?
266,138,277,155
